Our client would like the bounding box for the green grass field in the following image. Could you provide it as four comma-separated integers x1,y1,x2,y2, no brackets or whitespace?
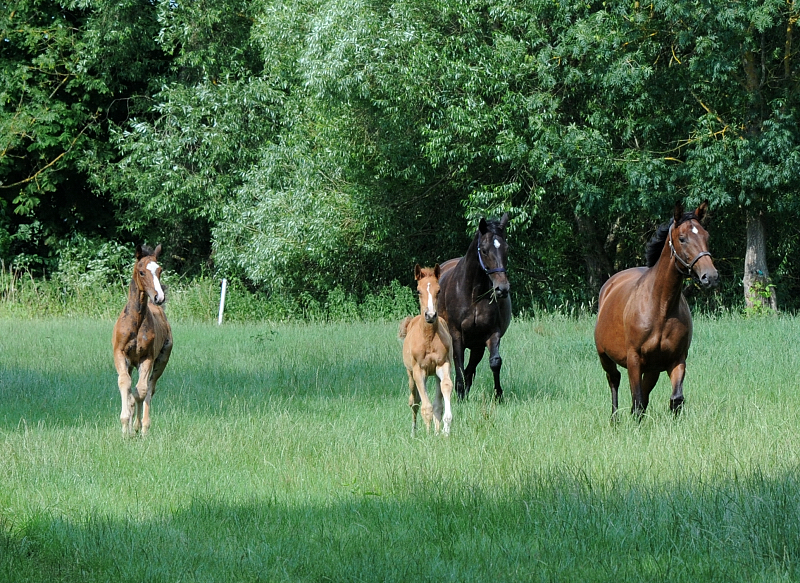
2,314,800,582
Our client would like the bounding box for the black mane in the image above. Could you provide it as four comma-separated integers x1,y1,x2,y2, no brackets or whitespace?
645,210,700,268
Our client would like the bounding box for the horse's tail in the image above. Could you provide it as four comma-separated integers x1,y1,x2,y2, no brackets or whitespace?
398,316,413,339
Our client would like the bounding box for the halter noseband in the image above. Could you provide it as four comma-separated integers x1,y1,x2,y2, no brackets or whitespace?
477,243,507,275
668,222,711,278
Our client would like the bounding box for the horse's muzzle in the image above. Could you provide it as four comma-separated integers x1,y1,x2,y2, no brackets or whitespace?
698,270,718,288
494,283,510,299
425,311,438,324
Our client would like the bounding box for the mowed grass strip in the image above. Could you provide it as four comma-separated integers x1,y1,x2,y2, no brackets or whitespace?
1,314,800,582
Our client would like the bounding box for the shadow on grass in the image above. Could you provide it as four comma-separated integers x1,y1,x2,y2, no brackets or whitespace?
2,468,799,583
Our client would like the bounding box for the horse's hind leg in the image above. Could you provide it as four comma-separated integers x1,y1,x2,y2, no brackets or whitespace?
598,352,621,420
464,346,484,399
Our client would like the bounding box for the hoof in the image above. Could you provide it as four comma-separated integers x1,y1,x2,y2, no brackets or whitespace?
670,398,684,414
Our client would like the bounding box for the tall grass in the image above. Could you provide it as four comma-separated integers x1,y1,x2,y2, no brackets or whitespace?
0,265,418,323
2,314,800,581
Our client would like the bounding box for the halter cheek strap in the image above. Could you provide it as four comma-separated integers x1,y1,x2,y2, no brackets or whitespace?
668,223,711,278
477,245,507,275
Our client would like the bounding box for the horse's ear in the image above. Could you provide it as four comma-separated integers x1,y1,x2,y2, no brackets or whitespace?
414,264,422,281
673,201,684,224
153,244,162,259
135,244,144,260
479,218,489,234
695,200,709,223
499,212,509,229
434,263,440,279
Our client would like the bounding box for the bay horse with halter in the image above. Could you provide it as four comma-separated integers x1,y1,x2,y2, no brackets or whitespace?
112,244,173,435
594,201,718,418
399,265,454,435
437,213,511,401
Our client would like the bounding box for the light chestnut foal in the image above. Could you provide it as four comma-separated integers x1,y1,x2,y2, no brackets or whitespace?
112,244,173,436
399,264,454,435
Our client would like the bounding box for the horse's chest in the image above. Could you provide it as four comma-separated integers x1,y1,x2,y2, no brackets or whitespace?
464,302,505,339
122,324,161,363
639,326,689,367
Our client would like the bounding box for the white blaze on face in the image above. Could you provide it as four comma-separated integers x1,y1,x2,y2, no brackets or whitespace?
493,238,501,249
692,226,699,234
146,261,165,303
426,282,435,315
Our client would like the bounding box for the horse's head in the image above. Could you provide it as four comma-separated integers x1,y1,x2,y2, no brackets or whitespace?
414,264,441,324
477,212,510,299
670,201,718,288
134,244,166,305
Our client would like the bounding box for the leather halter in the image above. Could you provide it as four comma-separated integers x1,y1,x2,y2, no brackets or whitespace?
477,240,507,275
668,222,711,278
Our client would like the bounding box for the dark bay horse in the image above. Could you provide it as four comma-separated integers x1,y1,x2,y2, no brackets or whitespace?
399,264,454,435
438,213,511,401
594,202,718,418
112,244,173,435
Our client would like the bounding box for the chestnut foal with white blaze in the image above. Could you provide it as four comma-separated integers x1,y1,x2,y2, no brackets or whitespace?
399,264,454,435
112,244,173,435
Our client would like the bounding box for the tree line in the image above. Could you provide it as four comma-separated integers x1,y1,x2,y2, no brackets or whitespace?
2,0,800,314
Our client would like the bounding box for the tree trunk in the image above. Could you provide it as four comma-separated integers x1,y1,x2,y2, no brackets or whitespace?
574,212,613,307
743,210,777,311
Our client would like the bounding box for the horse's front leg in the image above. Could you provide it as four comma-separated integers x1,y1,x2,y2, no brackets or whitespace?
667,360,687,414
434,361,454,435
114,353,135,436
407,368,420,436
463,346,483,398
598,352,621,420
142,341,172,435
641,371,660,412
134,359,154,434
487,332,504,402
626,352,645,418
412,366,434,432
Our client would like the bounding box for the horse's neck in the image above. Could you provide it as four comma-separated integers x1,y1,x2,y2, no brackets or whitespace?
418,316,440,343
125,279,149,323
463,237,491,292
645,245,686,315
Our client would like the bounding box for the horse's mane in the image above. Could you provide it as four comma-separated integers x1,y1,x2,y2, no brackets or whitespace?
645,210,701,268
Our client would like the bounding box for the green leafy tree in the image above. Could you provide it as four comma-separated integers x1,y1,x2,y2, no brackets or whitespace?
0,0,165,267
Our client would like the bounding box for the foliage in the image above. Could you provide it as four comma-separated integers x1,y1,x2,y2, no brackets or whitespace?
0,0,166,264
3,0,800,312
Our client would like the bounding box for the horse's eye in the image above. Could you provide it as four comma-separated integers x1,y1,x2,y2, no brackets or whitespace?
139,270,145,276
679,237,687,244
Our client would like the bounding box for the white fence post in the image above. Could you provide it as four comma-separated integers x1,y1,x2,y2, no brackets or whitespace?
218,278,228,325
